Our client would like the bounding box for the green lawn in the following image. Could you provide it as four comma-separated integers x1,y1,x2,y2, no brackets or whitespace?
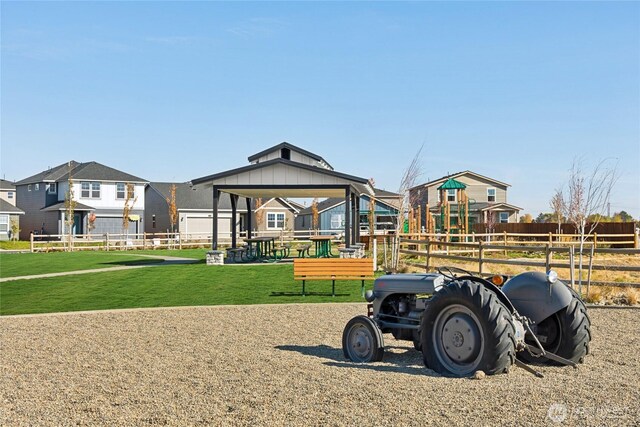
0,241,30,250
0,263,371,315
0,251,164,278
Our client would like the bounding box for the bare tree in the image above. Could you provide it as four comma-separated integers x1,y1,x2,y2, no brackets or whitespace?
562,158,619,294
485,210,496,236
255,198,264,232
391,144,424,270
64,162,77,252
166,184,178,233
549,188,565,235
87,212,96,235
122,183,138,245
311,198,319,233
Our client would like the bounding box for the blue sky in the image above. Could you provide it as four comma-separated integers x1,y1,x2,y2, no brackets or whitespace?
1,2,639,217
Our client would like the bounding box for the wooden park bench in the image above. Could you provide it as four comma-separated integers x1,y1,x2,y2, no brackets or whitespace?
293,258,375,297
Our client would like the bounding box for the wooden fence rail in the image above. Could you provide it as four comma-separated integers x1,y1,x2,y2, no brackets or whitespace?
398,238,640,289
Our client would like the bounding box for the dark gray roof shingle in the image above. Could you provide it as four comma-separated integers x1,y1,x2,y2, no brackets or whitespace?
0,199,24,214
16,161,147,185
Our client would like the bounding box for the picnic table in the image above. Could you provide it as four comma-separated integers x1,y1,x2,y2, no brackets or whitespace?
309,235,334,258
244,237,275,260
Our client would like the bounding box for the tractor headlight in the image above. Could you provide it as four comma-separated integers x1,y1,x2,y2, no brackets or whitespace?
547,270,558,284
364,290,376,302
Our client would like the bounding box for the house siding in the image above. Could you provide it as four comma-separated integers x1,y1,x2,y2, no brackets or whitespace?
255,198,296,233
16,184,52,239
144,186,172,233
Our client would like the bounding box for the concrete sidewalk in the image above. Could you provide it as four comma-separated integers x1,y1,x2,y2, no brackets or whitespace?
0,255,198,283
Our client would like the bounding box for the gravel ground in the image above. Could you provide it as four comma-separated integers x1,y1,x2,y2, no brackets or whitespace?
1,304,639,426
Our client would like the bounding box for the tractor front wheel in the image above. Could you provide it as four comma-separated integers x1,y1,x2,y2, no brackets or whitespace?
342,315,384,363
421,280,516,377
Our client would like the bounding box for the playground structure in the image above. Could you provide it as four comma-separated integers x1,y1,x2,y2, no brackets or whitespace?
408,178,471,239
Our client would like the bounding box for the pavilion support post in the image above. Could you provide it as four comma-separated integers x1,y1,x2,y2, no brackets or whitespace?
354,193,360,244
345,187,351,247
212,187,219,250
246,198,252,239
231,194,238,248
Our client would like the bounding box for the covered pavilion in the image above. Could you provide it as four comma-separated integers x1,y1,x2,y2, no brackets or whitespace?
190,142,375,250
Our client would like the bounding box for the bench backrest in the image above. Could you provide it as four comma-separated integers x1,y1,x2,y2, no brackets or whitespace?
294,258,374,279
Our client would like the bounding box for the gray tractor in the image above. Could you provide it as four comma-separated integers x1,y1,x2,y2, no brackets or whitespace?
342,267,591,377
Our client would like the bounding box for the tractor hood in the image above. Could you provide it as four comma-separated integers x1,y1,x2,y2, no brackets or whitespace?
373,273,445,295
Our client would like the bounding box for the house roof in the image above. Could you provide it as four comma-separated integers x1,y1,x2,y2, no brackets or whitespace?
298,195,400,215
298,198,345,215
0,199,24,214
16,161,147,185
0,179,16,190
41,201,96,212
410,170,511,190
149,182,237,210
372,188,401,198
149,182,296,212
247,142,333,169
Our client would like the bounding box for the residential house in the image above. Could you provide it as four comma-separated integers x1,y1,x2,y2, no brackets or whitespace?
409,171,522,231
15,161,147,240
145,182,301,238
295,189,400,234
0,179,24,240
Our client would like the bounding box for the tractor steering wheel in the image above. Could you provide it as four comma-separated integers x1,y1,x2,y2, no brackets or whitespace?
437,266,473,280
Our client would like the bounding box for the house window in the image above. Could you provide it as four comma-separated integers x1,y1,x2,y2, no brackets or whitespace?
91,182,101,198
7,192,13,199
0,215,8,233
499,212,509,223
330,214,344,229
34,183,40,191
447,189,456,202
47,183,57,194
152,215,156,229
267,212,285,229
27,184,32,192
81,182,90,198
116,183,126,199
487,188,496,202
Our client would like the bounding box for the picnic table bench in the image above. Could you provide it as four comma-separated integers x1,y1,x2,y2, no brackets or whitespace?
296,244,312,258
293,258,375,297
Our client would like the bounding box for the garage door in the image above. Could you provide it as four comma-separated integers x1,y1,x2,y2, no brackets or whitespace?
93,217,137,235
186,217,231,239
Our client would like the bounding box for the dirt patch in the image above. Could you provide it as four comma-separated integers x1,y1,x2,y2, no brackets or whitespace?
1,304,639,426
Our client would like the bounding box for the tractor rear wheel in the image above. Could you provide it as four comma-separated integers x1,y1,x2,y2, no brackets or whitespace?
520,293,591,365
342,315,384,363
421,280,516,377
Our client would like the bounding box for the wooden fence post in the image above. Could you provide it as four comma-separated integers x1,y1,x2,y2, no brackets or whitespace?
143,232,146,249
425,241,431,273
179,232,183,250
569,245,575,289
548,232,552,245
545,243,551,272
593,233,598,250
30,233,34,253
478,241,484,275
105,233,109,251
503,231,508,256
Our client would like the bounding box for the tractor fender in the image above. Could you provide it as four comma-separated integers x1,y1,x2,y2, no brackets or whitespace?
501,271,573,324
